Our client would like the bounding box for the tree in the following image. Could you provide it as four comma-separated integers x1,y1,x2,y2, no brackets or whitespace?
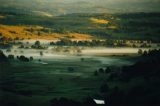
17,56,20,60
68,67,74,72
26,42,29,44
19,45,24,48
35,41,40,46
30,28,34,33
18,55,29,62
0,50,8,63
38,59,42,62
143,50,148,56
37,31,41,36
40,51,43,56
99,68,104,73
0,32,2,36
81,58,84,62
138,49,143,55
8,55,14,60
30,56,33,61
105,67,111,73
94,71,98,76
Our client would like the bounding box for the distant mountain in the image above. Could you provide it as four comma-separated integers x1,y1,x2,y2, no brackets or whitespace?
0,0,160,15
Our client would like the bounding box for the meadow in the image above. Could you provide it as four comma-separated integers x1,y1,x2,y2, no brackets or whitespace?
1,49,136,106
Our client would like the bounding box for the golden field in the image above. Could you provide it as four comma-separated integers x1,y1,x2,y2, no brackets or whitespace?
90,18,109,24
0,15,5,19
0,24,94,40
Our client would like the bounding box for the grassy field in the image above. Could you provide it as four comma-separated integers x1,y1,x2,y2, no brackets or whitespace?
0,54,135,106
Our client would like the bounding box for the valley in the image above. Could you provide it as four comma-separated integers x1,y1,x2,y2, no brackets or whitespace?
0,1,160,105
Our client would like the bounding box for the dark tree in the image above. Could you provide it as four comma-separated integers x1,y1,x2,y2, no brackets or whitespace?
18,55,29,62
35,41,40,46
138,49,143,55
94,71,98,76
67,67,74,72
40,51,43,56
81,58,84,62
30,56,33,61
0,50,8,63
8,55,14,60
98,68,104,73
143,50,148,56
105,67,111,73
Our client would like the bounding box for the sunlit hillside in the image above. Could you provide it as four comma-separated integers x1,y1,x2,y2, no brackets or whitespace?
0,15,5,19
90,18,109,24
0,12,160,41
0,25,94,40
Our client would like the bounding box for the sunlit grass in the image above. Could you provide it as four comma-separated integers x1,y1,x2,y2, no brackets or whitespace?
0,24,94,40
90,18,109,24
0,15,5,19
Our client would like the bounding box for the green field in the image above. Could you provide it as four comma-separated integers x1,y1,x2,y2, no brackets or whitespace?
0,54,135,106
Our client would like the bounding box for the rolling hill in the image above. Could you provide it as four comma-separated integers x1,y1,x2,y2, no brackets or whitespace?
0,12,160,41
0,24,94,40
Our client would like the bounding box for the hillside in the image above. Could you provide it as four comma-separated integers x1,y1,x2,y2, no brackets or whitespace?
0,25,94,40
0,12,160,42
